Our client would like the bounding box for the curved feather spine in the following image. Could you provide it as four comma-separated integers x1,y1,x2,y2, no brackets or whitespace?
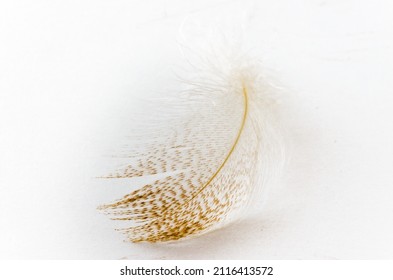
177,85,248,210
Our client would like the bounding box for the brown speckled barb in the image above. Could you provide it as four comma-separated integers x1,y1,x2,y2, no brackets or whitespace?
98,62,273,242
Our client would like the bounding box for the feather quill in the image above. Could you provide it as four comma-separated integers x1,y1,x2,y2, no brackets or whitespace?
98,46,282,243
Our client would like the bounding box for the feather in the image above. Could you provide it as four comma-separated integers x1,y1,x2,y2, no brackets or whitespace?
98,46,282,243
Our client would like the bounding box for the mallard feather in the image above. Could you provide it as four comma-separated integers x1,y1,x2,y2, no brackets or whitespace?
98,50,282,243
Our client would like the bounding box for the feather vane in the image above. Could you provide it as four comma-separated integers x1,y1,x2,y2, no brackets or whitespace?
99,54,279,243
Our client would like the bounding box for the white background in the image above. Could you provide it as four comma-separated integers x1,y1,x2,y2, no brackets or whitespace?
1,0,393,259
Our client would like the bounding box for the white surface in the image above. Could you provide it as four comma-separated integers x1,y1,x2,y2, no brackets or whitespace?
1,0,393,259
